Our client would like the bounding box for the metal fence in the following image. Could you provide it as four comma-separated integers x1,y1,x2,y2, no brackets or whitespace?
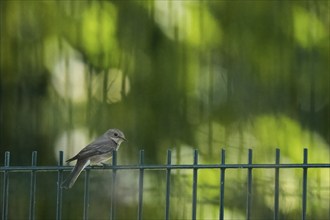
1,148,329,220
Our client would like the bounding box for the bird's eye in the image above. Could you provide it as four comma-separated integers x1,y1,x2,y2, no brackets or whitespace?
114,133,118,137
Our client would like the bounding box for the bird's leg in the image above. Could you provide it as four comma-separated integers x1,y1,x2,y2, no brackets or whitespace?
101,162,111,167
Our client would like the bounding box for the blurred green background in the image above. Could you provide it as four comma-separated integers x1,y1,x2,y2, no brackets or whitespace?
0,0,329,219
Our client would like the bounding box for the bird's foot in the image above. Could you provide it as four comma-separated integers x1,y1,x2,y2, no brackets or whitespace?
101,162,111,167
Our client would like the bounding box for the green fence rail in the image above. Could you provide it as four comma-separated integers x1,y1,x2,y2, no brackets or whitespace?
1,148,329,220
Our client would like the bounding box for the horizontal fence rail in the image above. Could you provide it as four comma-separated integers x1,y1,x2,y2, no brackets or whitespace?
1,148,329,220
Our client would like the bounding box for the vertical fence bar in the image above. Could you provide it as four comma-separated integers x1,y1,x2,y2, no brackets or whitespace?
274,149,280,220
29,151,37,220
165,150,172,220
274,148,280,220
56,151,64,220
138,150,144,220
246,149,253,220
302,148,308,220
83,169,90,220
219,149,226,220
2,151,10,220
110,151,117,220
192,149,198,220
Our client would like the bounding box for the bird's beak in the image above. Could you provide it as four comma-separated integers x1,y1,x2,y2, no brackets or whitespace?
121,137,128,142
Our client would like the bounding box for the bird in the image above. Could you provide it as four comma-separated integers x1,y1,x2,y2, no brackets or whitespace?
61,128,127,189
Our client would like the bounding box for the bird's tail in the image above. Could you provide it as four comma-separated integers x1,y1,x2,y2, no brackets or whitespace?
61,159,89,189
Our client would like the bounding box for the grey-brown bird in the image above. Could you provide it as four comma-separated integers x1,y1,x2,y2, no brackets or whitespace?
61,128,127,189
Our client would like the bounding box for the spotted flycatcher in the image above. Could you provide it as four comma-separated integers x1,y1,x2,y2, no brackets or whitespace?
61,128,127,189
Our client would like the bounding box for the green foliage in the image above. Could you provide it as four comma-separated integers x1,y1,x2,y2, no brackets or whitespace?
0,0,329,219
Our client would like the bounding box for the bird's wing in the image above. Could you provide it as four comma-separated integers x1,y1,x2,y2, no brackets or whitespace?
67,136,116,162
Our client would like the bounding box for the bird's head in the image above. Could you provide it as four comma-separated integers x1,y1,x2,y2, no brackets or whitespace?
105,128,127,145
